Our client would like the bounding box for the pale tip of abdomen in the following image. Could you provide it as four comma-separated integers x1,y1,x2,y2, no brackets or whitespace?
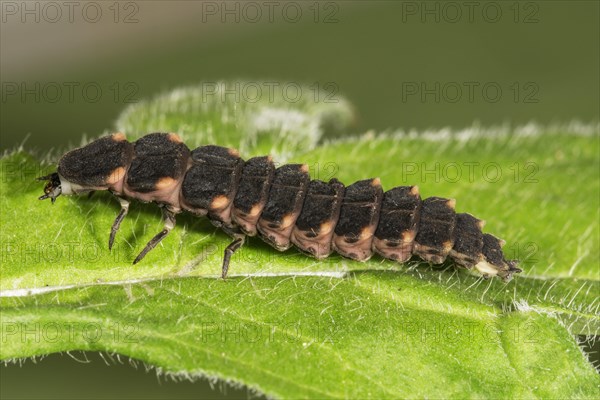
474,260,500,278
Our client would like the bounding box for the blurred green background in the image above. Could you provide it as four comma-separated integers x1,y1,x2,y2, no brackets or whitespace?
1,1,598,399
1,1,598,152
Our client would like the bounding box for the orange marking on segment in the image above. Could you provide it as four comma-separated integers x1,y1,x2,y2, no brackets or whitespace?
281,214,296,228
360,226,375,239
106,167,126,185
238,204,262,217
155,177,177,190
248,204,262,216
371,177,381,187
228,148,240,157
112,132,127,141
446,199,456,209
402,229,416,243
410,185,420,196
168,133,183,143
210,195,229,210
319,221,334,235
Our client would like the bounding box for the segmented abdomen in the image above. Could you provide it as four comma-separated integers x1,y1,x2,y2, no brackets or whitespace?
59,133,520,280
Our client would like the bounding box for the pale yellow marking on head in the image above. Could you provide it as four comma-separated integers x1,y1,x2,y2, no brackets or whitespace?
155,177,177,190
371,177,381,187
168,133,183,143
112,132,127,142
210,195,229,210
446,198,456,210
410,185,420,196
106,167,126,185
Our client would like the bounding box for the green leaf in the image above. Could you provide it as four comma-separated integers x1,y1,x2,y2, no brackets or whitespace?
1,83,598,398
1,274,598,398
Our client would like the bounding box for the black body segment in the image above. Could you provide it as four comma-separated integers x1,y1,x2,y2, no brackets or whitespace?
125,133,190,193
232,156,275,235
181,145,244,226
124,132,190,211
449,213,484,268
58,133,133,190
333,178,383,261
257,164,310,250
373,186,422,262
413,197,457,264
41,132,522,282
482,234,506,267
291,178,345,258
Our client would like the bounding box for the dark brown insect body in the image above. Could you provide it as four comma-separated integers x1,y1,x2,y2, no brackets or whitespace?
39,132,521,281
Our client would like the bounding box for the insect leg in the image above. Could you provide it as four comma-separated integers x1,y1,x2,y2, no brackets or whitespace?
109,196,130,250
219,226,246,279
133,206,176,264
221,237,245,279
